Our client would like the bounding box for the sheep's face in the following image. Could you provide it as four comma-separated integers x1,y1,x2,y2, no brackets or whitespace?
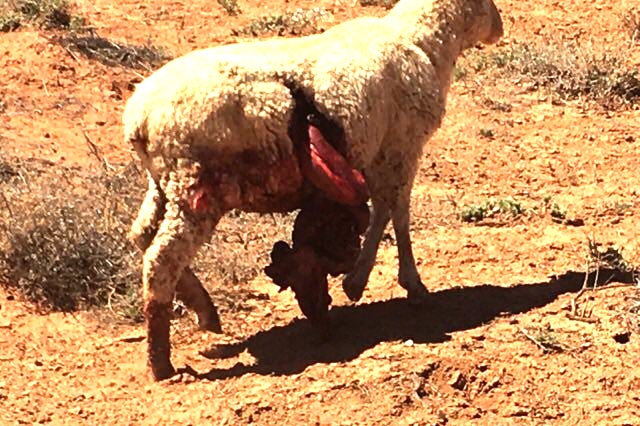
463,0,504,48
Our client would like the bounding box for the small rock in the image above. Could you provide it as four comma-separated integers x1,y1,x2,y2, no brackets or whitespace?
507,406,530,417
449,371,466,390
404,339,414,347
485,376,501,391
613,331,630,344
564,218,585,227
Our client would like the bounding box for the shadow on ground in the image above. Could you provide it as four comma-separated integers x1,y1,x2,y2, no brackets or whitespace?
193,268,635,381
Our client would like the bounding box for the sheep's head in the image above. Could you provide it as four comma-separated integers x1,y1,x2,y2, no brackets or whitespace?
462,0,504,48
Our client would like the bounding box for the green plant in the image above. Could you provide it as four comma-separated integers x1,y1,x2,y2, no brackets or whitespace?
479,128,494,139
550,203,566,221
460,198,524,223
453,64,467,81
0,13,21,31
522,324,564,353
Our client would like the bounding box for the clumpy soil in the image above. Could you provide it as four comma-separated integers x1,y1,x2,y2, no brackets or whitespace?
1,0,640,424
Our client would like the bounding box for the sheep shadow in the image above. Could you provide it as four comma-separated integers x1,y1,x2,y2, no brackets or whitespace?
195,268,634,381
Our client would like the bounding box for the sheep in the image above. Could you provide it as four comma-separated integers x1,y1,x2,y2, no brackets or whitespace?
124,0,504,380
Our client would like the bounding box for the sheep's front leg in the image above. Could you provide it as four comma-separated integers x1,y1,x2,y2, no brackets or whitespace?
342,198,390,302
143,198,217,381
131,175,221,333
391,193,428,303
343,147,428,303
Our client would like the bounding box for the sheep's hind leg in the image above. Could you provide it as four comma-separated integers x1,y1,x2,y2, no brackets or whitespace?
342,198,390,302
174,271,222,333
142,193,219,381
131,174,221,333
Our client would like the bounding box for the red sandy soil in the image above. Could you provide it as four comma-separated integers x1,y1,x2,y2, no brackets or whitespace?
1,0,639,424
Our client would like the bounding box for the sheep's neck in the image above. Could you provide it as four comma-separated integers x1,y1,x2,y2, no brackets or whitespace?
389,0,467,97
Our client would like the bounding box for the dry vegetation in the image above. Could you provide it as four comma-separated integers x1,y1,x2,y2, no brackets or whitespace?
623,7,640,43
456,41,640,109
232,7,332,37
0,147,295,320
0,149,144,316
0,0,83,31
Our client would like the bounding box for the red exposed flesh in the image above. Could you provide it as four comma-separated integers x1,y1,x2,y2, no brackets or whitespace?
188,187,211,213
304,124,368,207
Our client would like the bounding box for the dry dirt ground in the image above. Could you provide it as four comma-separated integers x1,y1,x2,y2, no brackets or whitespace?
2,0,640,424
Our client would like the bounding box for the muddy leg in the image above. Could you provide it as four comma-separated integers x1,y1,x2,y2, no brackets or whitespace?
143,299,174,380
142,195,218,381
131,175,221,333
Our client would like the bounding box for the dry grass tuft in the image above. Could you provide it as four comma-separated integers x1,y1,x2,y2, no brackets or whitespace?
233,7,331,37
0,0,85,32
458,42,640,109
0,150,295,321
359,0,399,8
58,31,171,71
0,153,144,318
622,7,640,43
217,0,241,16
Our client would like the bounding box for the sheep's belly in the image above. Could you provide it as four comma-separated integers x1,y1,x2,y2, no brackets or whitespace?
196,153,306,214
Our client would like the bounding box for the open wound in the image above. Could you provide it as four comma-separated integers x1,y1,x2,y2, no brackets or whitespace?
301,119,368,207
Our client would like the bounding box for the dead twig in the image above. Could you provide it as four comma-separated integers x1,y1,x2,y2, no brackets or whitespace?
570,257,594,318
0,192,13,217
95,334,146,349
63,45,80,61
518,327,564,353
83,129,114,172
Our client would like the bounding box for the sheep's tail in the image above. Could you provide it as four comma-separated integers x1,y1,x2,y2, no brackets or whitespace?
123,103,163,248
123,88,152,167
126,123,151,167
129,171,165,251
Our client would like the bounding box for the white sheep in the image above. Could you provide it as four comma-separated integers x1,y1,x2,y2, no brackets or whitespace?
124,0,504,380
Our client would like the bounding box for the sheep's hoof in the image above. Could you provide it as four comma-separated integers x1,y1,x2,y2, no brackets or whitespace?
406,284,429,305
150,361,177,381
342,272,367,302
197,308,223,334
